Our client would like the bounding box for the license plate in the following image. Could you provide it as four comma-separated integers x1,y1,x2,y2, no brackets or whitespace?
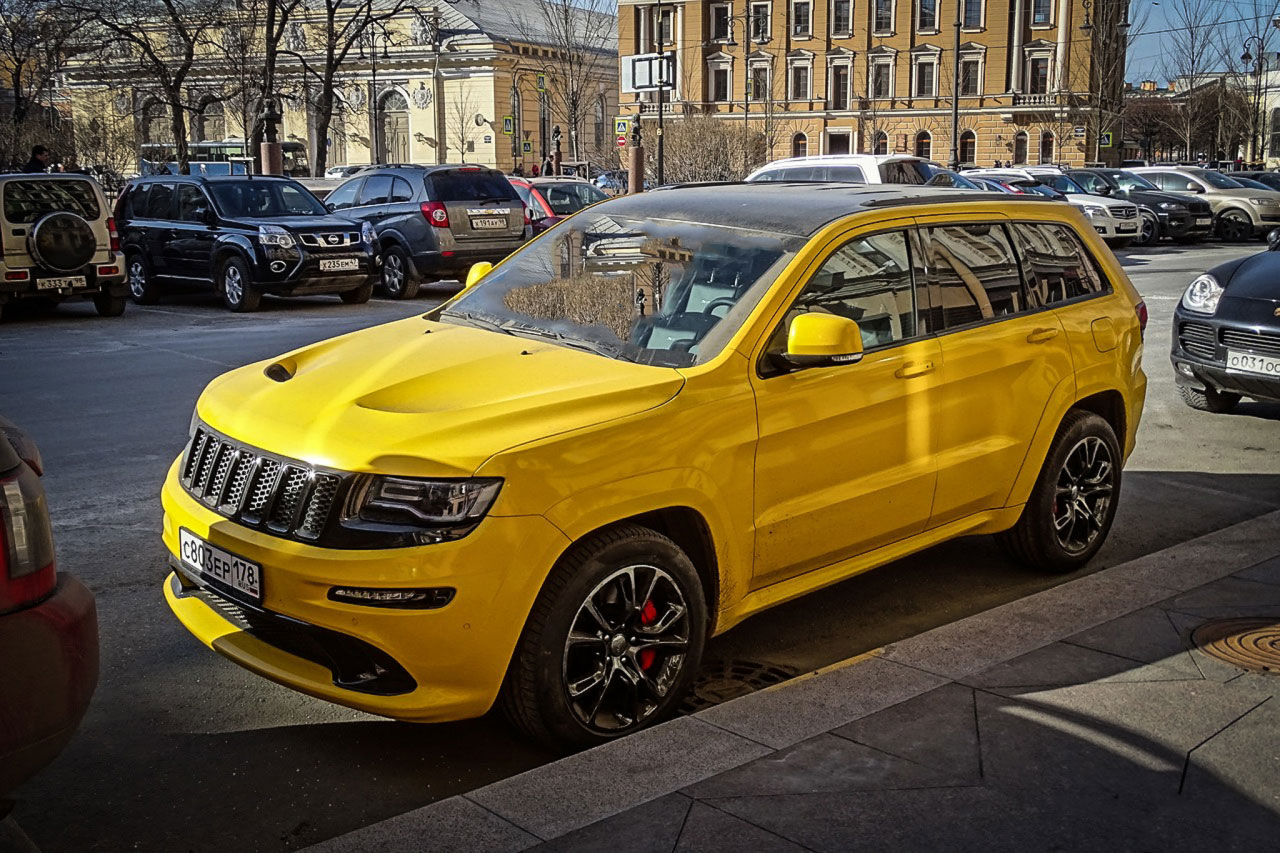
319,258,358,272
1117,223,1137,232
179,528,262,603
471,217,507,229
37,275,86,290
1226,349,1280,377
1196,218,1212,226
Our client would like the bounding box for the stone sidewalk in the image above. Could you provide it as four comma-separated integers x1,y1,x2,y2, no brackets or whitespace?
313,510,1280,852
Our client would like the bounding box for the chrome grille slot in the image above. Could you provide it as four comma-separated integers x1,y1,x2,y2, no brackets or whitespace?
1179,321,1216,360
1222,327,1280,358
1114,205,1137,220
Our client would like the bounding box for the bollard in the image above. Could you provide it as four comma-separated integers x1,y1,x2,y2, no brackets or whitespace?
628,145,645,194
260,142,284,176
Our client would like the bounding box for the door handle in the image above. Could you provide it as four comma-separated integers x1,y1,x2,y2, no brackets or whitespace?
1026,327,1060,344
895,360,936,379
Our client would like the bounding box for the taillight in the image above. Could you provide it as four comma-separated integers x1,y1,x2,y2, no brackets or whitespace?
0,463,57,612
420,201,450,228
522,202,531,227
106,216,120,252
1135,300,1148,338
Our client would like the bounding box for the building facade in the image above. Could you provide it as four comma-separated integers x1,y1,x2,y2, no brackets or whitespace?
618,0,1127,170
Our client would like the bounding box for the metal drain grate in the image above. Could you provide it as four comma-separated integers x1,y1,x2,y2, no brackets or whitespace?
1192,618,1280,675
678,659,800,715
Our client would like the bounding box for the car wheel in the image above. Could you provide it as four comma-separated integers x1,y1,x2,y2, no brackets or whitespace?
220,256,261,312
126,253,160,304
500,523,707,750
1135,211,1160,246
1178,384,1242,414
92,292,127,317
379,246,420,300
1217,210,1252,243
998,410,1122,574
339,280,374,304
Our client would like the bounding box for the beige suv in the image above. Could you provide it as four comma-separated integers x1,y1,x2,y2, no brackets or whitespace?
1130,166,1280,242
0,174,128,318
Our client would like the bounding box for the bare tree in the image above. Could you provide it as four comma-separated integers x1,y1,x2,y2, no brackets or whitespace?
1161,0,1224,160
1217,0,1280,162
446,83,480,160
1123,95,1180,160
0,0,87,166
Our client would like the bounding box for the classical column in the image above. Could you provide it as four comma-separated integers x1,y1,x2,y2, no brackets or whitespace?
1011,0,1025,91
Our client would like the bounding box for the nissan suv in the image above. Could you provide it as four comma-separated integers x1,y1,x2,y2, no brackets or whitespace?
324,164,526,299
1066,168,1213,245
160,184,1146,749
1129,166,1280,241
116,175,377,312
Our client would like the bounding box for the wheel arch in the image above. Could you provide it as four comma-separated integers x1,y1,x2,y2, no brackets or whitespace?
1070,389,1126,448
211,238,256,275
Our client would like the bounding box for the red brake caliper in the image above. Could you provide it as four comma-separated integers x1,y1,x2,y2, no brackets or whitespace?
638,600,658,670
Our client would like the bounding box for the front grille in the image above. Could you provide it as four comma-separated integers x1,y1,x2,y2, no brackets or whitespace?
1179,321,1217,360
1222,327,1280,358
1113,205,1138,220
180,427,344,542
1188,201,1212,216
298,232,360,248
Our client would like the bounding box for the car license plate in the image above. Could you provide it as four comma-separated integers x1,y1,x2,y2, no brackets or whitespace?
1226,349,1280,378
37,275,86,290
319,258,358,272
471,217,507,229
1117,223,1137,232
179,528,262,602
1196,218,1212,226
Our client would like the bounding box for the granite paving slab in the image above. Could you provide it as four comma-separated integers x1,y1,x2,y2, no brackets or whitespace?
831,683,982,781
530,794,691,853
962,639,1200,688
1234,555,1280,587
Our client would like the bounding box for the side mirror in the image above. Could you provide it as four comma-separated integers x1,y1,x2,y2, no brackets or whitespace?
195,206,214,225
784,313,864,367
326,201,336,212
464,261,493,290
1098,185,1114,196
1267,228,1280,251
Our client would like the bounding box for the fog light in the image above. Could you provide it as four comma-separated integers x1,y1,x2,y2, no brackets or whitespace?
328,586,455,609
1177,362,1195,377
97,265,119,276
270,261,287,273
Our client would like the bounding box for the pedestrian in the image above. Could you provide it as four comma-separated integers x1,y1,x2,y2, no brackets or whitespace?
993,158,1003,168
512,164,525,177
24,145,51,173
541,154,553,176
531,164,540,177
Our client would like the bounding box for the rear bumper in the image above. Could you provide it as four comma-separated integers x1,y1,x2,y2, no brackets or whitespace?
0,575,99,796
0,263,126,301
412,243,524,278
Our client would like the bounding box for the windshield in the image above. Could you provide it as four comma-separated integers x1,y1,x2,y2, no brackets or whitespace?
3,179,100,223
1231,176,1271,191
439,211,803,367
1107,170,1158,191
1019,183,1065,199
539,182,608,215
1042,174,1087,194
209,181,327,217
1198,171,1243,189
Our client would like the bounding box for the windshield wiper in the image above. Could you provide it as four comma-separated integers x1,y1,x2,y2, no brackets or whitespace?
441,311,514,334
498,321,634,362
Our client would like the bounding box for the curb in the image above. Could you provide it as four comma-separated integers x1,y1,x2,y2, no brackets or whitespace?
308,508,1280,852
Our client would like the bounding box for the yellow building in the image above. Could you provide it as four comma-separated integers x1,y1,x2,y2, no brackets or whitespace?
618,0,1128,169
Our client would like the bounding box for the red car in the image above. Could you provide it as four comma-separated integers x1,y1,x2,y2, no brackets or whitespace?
0,417,98,797
509,177,608,234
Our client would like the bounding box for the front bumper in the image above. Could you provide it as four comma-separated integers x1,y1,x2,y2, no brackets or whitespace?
256,245,377,295
1160,211,1213,239
0,575,99,796
1090,216,1140,240
160,464,570,722
1171,305,1280,403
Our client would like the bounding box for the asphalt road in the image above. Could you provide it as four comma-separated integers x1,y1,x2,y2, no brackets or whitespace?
3,244,1278,852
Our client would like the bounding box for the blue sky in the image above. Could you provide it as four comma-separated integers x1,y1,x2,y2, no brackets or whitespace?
1126,0,1280,83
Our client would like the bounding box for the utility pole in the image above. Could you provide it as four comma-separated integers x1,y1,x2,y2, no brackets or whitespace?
1243,36,1265,164
948,0,961,168
655,0,666,186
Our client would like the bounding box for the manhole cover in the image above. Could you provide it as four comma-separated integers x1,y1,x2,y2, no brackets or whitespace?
1192,618,1280,675
679,659,800,714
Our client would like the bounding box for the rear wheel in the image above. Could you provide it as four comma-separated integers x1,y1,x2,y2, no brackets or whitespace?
998,411,1122,574
339,280,374,304
1217,210,1253,243
1135,211,1160,246
379,246,419,299
92,292,127,317
126,253,160,304
220,256,261,312
1178,384,1242,414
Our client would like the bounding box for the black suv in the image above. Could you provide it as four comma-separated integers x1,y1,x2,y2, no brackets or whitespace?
324,164,526,299
115,175,377,312
1067,168,1213,246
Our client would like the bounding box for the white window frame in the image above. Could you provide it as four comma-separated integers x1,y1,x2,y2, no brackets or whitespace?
748,61,772,101
872,0,895,35
916,0,939,34
1030,0,1053,27
788,58,813,100
750,2,772,41
792,0,813,38
911,52,939,98
869,54,895,100
961,0,985,31
707,58,733,102
1025,50,1053,94
654,5,675,46
958,129,977,165
831,0,852,37
828,58,853,110
710,3,732,42
958,49,984,97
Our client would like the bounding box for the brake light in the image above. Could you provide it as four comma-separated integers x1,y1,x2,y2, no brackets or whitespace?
522,202,531,227
4,270,29,281
0,463,57,612
1135,300,1148,338
106,216,120,252
420,201,450,228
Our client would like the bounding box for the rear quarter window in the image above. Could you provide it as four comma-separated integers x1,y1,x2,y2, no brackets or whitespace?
428,170,517,201
3,179,101,223
1009,222,1112,308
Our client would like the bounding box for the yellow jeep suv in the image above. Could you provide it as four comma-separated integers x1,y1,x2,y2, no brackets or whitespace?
161,184,1147,747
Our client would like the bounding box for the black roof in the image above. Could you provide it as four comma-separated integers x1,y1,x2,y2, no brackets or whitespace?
600,182,1055,237
132,174,300,184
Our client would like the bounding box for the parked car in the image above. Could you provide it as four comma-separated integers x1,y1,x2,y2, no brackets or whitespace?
594,170,628,193
1129,166,1280,241
0,416,98,797
115,175,377,312
324,164,526,299
1233,171,1280,191
925,169,984,190
509,177,608,234
324,165,366,180
966,168,1140,248
0,174,128,318
746,154,938,184
970,176,1022,194
1171,233,1280,412
1064,168,1213,246
160,183,1146,748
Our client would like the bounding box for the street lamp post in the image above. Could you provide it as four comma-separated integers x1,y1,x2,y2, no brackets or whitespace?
721,10,754,176
655,0,667,186
360,24,392,164
1242,36,1265,165
949,0,961,169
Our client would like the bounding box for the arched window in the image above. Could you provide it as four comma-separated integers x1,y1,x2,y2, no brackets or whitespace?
873,130,888,155
197,99,225,143
139,98,169,144
792,132,808,157
1270,108,1280,159
378,90,409,164
914,130,931,159
1013,131,1028,165
959,130,976,166
1039,131,1055,164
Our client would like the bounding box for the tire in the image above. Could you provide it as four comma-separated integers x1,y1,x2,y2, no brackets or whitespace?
126,253,161,305
1178,384,1242,414
219,255,261,312
1134,211,1160,246
499,523,707,750
1217,210,1253,243
379,246,420,300
998,410,1122,574
339,280,374,304
92,292,127,317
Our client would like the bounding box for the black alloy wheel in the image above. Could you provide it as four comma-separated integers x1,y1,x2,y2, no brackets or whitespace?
1218,210,1253,243
1135,211,1160,246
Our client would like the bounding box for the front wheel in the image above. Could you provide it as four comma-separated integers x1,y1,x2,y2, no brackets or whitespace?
998,411,1122,574
1135,211,1160,246
220,256,261,312
92,292,127,317
1178,384,1242,414
339,280,374,304
1217,210,1253,243
500,523,707,750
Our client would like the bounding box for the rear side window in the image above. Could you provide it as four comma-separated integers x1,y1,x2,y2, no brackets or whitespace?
3,179,101,223
390,177,414,203
821,165,866,182
428,169,516,201
1009,222,1111,308
325,179,361,210
145,182,175,219
924,223,1024,330
879,161,930,184
122,184,150,218
357,175,393,205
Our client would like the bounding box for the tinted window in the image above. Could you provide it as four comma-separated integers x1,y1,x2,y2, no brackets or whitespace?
175,184,211,222
208,181,327,217
821,165,867,182
1040,174,1086,194
1108,170,1157,191
145,182,175,219
357,175,394,206
390,177,414,203
1009,222,1110,308
324,179,361,210
1199,171,1242,189
925,224,1024,330
3,179,102,223
1151,172,1201,192
123,184,149,218
539,182,608,215
428,169,516,201
879,160,931,184
1071,172,1109,194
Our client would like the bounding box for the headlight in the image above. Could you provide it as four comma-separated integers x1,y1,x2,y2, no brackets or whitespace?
341,475,503,545
1181,274,1223,315
257,224,295,248
1158,202,1183,211
1082,205,1107,218
361,221,376,244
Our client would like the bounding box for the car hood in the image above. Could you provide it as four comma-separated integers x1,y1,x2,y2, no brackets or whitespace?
1119,189,1203,208
1065,193,1123,209
224,214,359,230
196,317,685,478
1209,187,1280,203
1216,252,1280,303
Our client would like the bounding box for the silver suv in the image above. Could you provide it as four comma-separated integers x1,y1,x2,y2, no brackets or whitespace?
1129,167,1280,241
